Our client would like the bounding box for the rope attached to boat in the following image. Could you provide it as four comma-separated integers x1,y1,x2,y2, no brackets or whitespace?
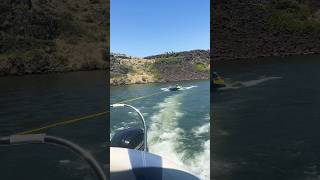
116,91,167,104
16,112,107,135
14,91,168,135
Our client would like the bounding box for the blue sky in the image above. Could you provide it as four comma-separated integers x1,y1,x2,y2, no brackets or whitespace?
110,0,210,57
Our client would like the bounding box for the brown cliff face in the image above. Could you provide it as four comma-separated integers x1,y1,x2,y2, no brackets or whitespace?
212,0,320,62
145,49,210,60
145,50,209,82
0,0,108,75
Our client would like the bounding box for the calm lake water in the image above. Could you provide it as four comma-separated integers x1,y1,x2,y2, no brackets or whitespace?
110,80,210,179
0,71,107,180
213,55,320,180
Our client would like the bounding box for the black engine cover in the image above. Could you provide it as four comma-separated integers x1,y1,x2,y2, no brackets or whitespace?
111,128,144,150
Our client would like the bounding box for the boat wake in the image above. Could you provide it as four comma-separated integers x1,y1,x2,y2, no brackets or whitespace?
192,117,210,137
148,94,210,180
161,85,198,92
220,76,282,90
189,122,210,179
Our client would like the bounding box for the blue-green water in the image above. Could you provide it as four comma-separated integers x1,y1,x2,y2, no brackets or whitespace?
0,71,107,180
213,55,320,180
111,80,210,179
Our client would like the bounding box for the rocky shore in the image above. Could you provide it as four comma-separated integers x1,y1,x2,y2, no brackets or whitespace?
212,0,320,62
110,50,210,86
0,0,107,76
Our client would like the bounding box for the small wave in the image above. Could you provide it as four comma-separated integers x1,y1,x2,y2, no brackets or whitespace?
100,143,107,148
111,120,140,140
215,129,230,136
212,159,236,178
161,88,170,91
181,85,198,90
304,164,319,178
58,159,89,170
59,159,71,164
221,76,282,90
192,122,210,137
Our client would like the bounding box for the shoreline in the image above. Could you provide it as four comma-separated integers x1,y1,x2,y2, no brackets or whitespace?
213,53,320,67
2,53,318,78
0,68,107,78
110,76,209,86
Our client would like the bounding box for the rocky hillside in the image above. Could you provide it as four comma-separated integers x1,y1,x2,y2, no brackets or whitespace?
0,0,107,75
212,0,320,62
110,50,210,85
145,49,210,61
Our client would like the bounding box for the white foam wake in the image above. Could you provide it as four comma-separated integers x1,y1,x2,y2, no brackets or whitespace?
221,76,282,90
160,87,170,92
189,121,210,179
181,85,198,90
148,95,210,179
148,94,185,166
192,122,210,137
188,139,210,180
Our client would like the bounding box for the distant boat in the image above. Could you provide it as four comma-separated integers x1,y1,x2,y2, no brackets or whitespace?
168,84,182,91
213,72,226,89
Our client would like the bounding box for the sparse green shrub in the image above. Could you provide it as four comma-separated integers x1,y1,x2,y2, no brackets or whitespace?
193,62,210,73
57,13,84,39
127,66,136,74
154,56,182,65
148,63,161,80
264,0,320,32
